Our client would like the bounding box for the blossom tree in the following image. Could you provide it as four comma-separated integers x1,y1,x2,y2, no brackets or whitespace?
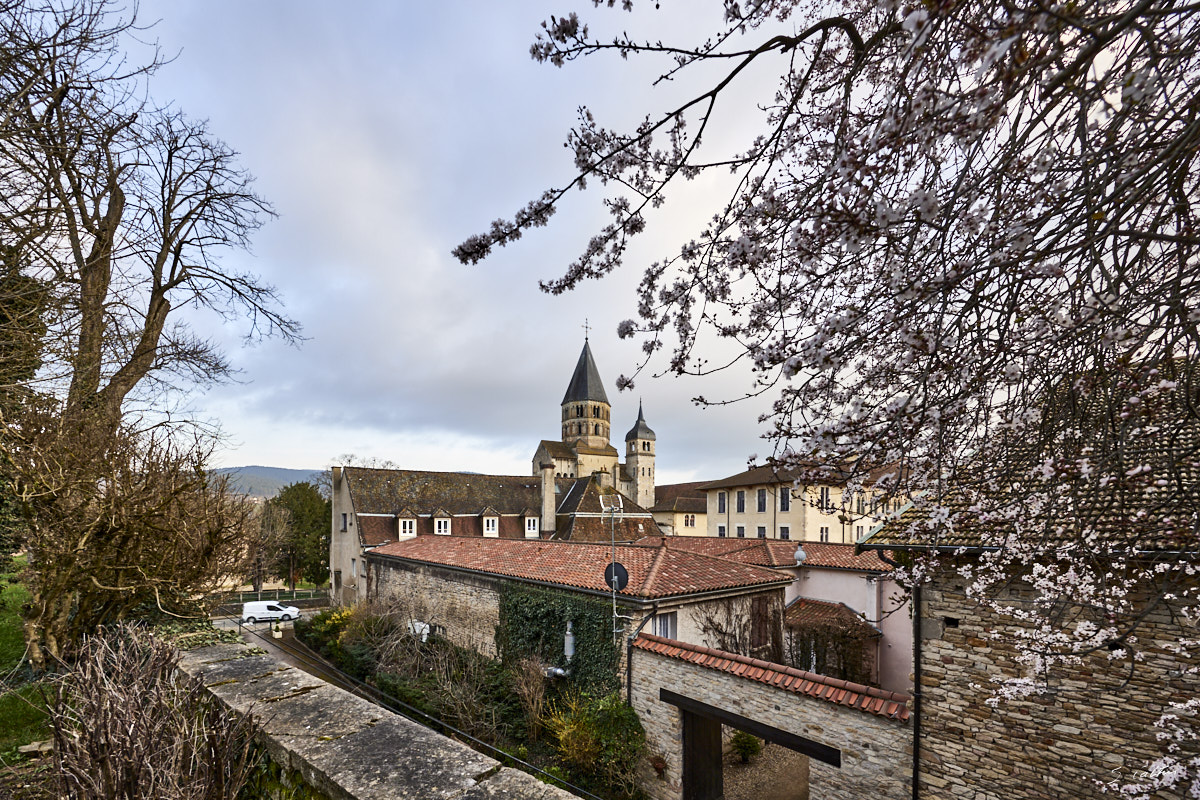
457,1,1199,794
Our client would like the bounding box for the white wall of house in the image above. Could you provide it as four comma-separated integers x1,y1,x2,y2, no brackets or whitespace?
783,563,913,694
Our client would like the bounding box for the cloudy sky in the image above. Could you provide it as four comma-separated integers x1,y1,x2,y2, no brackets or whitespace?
138,1,785,484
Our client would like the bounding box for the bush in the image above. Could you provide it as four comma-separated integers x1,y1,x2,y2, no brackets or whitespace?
730,730,762,763
48,625,259,800
545,692,646,800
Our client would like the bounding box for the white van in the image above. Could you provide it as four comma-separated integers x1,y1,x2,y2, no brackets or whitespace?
241,601,301,624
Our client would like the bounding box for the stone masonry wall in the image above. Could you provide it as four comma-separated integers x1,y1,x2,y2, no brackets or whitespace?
371,559,502,657
630,647,912,800
919,576,1200,799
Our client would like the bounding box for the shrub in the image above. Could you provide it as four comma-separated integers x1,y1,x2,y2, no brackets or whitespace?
48,625,259,800
545,692,646,799
730,730,762,763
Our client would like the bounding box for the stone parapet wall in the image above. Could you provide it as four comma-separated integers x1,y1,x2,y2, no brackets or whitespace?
919,577,1200,800
630,646,912,800
177,641,575,800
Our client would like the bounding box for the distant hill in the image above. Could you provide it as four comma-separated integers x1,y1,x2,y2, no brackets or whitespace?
213,466,325,498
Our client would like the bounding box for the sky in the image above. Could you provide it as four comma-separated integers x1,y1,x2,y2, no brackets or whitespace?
137,1,785,485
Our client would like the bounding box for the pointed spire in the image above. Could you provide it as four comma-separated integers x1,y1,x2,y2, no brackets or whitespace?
561,340,610,405
625,400,656,441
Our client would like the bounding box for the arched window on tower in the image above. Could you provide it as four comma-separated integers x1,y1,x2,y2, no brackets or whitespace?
594,424,600,436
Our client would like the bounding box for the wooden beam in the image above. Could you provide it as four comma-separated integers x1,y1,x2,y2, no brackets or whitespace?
659,688,842,767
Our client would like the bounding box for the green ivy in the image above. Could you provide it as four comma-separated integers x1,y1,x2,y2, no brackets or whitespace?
495,582,623,696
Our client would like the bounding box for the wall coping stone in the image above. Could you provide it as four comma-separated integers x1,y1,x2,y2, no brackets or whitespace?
177,641,577,800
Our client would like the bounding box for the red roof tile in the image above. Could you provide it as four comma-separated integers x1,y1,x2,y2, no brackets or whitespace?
633,634,910,721
632,537,893,572
369,537,791,600
357,515,397,547
784,597,881,639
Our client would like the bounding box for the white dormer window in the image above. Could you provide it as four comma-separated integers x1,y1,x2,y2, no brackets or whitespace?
484,517,499,538
525,517,540,538
400,518,416,537
435,518,451,535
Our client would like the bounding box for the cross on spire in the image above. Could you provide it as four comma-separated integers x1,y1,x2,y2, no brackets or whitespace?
582,318,591,341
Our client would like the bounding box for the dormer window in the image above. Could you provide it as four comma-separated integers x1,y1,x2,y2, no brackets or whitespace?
400,518,416,537
435,517,451,535
483,516,499,538
525,517,540,538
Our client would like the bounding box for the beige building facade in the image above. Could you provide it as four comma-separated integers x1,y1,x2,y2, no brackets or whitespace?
700,465,902,544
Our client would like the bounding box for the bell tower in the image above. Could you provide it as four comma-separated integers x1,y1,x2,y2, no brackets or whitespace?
561,339,612,450
624,401,656,508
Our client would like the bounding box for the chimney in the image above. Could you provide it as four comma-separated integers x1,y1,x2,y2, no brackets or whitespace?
594,468,613,489
540,462,556,536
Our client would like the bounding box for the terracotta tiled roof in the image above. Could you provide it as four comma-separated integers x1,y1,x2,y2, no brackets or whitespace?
357,515,397,547
632,537,893,572
556,477,651,516
369,537,790,600
699,462,904,492
633,634,909,721
344,467,561,517
652,482,709,514
784,597,881,639
536,440,577,461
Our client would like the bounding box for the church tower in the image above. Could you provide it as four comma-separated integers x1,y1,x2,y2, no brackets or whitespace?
624,401,656,508
561,340,612,450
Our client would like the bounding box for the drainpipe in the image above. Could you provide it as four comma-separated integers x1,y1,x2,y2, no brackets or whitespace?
626,602,659,705
877,551,921,800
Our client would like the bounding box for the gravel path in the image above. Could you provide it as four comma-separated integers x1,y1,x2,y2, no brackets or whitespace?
721,741,809,800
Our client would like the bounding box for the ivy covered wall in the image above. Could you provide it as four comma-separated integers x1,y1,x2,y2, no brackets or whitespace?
496,582,625,695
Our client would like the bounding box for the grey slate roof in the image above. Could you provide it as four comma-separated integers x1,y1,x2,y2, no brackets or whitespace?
624,401,656,442
561,341,610,405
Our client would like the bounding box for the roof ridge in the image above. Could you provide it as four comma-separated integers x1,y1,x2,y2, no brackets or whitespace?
640,543,670,596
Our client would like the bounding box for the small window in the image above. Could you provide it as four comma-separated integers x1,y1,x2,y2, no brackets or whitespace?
757,489,767,513
525,517,540,538
718,525,726,538
340,513,348,532
594,424,601,436
736,491,745,513
856,524,864,539
718,492,726,514
643,441,650,451
351,557,356,576
652,611,677,640
779,525,790,540
819,486,832,510
757,526,766,538
856,496,866,514
780,487,790,512
400,518,415,537
819,526,830,543
684,514,695,527
736,525,745,538
484,517,499,538
435,518,451,535
576,404,584,417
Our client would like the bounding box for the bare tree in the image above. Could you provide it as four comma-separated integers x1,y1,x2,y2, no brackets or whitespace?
457,2,1200,791
0,0,298,666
